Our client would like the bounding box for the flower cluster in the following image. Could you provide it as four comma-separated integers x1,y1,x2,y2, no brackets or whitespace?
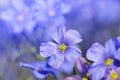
20,25,120,80
0,0,71,33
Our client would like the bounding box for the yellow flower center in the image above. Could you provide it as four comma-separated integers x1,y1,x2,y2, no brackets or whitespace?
105,58,114,67
110,72,119,80
82,77,88,80
59,43,67,51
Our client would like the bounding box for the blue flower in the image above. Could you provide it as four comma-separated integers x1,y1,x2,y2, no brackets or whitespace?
20,61,58,79
86,36,120,80
32,0,71,26
40,25,82,68
106,67,120,80
0,0,36,33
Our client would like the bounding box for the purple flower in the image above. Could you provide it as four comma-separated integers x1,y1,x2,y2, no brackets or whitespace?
0,0,36,33
40,25,82,68
20,61,58,79
106,67,120,80
64,74,90,80
64,75,81,80
86,36,120,80
76,57,89,75
32,0,71,26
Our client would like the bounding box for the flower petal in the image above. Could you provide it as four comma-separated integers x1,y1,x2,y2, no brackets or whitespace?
65,47,81,64
0,8,15,21
20,62,47,70
86,42,106,62
89,63,107,80
105,39,117,57
33,70,48,79
65,29,83,45
51,25,66,44
48,53,64,69
60,3,71,14
60,60,73,73
64,75,81,80
40,41,58,57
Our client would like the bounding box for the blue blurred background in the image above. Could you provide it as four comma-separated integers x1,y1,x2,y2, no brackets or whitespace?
0,0,120,80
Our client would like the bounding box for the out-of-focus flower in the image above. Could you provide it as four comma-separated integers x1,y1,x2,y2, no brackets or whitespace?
86,36,120,80
64,74,90,80
20,61,58,79
32,0,71,26
94,0,120,23
40,25,82,69
64,75,81,80
0,0,11,10
0,0,36,33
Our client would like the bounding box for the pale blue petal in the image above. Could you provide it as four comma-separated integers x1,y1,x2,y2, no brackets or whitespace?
60,3,71,14
34,0,47,10
65,47,81,64
25,19,36,32
48,53,64,69
33,70,48,78
105,39,116,57
0,8,15,21
51,25,66,44
89,63,107,80
52,15,65,26
40,41,58,57
86,42,106,62
60,60,73,73
115,48,120,60
34,11,47,22
12,22,24,33
12,0,28,11
65,29,83,45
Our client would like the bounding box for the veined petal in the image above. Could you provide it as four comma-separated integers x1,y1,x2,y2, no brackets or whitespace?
86,42,106,62
51,25,66,44
40,41,58,57
65,29,83,45
34,70,48,79
105,39,117,57
60,60,73,73
48,53,64,69
115,48,120,61
89,63,107,80
65,47,81,64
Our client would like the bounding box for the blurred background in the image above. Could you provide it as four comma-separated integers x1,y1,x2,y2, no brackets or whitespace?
0,0,120,80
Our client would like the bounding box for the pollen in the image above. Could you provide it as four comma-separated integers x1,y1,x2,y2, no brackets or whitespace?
59,43,67,51
82,77,88,80
110,72,119,80
105,58,113,67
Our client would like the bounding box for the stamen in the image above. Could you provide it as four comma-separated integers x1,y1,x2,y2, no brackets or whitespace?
82,77,88,80
105,58,113,67
59,43,67,51
110,72,119,80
